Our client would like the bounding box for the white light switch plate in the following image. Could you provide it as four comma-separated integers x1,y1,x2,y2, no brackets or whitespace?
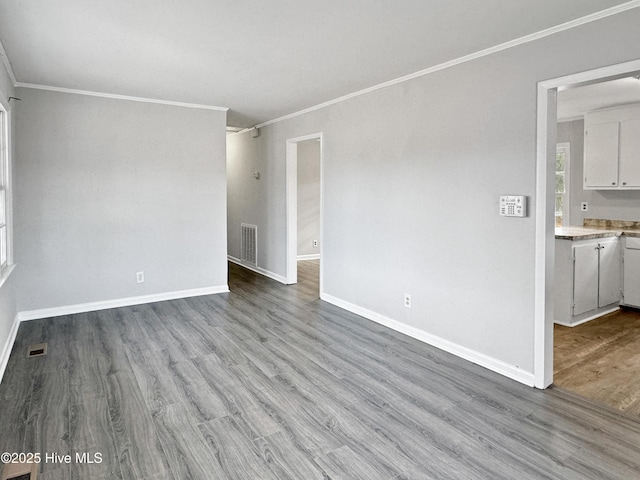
499,195,526,217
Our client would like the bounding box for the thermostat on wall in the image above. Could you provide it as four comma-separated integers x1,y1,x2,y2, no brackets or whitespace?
499,195,526,217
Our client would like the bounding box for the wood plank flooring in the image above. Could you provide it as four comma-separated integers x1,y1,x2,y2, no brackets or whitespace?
0,260,639,479
554,307,640,417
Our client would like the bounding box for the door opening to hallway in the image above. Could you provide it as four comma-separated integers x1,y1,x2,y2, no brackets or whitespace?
286,133,323,297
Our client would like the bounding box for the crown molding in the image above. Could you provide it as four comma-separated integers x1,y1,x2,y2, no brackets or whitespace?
15,82,229,112
0,39,17,86
251,0,640,130
4,0,640,126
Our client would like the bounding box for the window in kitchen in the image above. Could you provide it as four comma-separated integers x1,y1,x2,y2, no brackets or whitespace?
556,143,570,227
0,104,10,274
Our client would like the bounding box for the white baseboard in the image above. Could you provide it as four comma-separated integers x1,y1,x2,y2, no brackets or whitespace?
320,293,536,387
297,254,320,261
554,306,619,327
17,285,229,322
0,313,20,384
228,256,288,284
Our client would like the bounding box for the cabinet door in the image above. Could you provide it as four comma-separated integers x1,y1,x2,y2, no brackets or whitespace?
619,119,640,187
624,249,640,307
573,243,599,315
598,239,621,307
584,122,619,188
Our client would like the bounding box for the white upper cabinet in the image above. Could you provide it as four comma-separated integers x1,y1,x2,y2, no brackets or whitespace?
584,104,640,190
584,122,619,188
619,118,640,187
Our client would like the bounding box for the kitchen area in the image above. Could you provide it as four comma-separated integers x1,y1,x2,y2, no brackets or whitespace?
553,77,640,417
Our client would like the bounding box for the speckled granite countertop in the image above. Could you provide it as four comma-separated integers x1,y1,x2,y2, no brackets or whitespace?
554,227,620,240
555,218,640,240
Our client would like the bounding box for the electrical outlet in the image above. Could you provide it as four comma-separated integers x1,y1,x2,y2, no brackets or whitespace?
136,271,145,284
404,293,411,309
581,202,589,212
313,240,318,247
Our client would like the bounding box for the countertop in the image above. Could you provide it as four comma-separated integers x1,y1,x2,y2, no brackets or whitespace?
555,226,640,240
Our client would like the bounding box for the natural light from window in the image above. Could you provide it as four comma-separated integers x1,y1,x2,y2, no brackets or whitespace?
0,106,9,272
556,143,570,228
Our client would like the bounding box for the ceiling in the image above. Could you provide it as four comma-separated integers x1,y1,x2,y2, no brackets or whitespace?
557,76,640,120
0,0,635,127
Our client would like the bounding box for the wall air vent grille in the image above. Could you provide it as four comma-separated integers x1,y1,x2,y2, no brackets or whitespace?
27,343,47,358
1,459,38,479
241,223,257,266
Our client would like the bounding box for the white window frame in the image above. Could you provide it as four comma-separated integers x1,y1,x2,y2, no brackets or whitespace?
0,99,13,283
555,142,571,227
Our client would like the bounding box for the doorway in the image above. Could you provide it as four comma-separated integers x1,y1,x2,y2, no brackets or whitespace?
535,59,640,389
285,133,323,297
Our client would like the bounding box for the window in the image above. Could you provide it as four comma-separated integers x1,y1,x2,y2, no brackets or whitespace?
555,143,571,227
0,105,9,273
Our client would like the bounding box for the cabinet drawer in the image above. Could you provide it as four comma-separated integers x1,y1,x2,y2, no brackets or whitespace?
626,237,640,250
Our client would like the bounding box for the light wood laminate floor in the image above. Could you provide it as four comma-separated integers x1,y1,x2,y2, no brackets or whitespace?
554,307,640,417
1,260,640,479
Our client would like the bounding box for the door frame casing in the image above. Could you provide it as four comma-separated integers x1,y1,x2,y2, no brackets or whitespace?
285,133,324,291
534,58,640,388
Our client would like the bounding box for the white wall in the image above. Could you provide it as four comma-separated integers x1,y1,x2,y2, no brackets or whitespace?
297,139,320,257
558,118,640,225
226,131,284,273
15,88,228,314
226,9,640,384
0,60,18,381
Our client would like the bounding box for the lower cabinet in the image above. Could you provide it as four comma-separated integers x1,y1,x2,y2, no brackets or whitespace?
555,237,621,326
623,236,640,308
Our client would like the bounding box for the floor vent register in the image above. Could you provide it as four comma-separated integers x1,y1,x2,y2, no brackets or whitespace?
1,461,38,480
26,343,47,358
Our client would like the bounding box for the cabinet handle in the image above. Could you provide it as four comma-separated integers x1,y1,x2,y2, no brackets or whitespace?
612,182,616,185
623,182,627,185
